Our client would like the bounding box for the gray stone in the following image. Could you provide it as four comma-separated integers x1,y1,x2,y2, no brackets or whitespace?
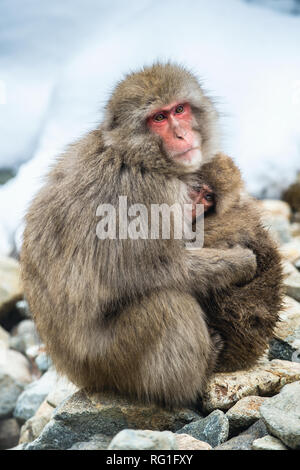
292,349,300,362
68,434,112,450
269,338,297,362
176,410,229,448
262,215,292,245
108,429,177,450
14,368,58,423
226,396,269,436
10,319,39,354
46,376,78,408
15,299,31,318
215,420,268,450
252,435,288,450
25,389,201,450
19,400,55,444
259,381,300,449
0,418,20,449
35,352,52,372
0,345,32,385
283,261,300,302
0,372,24,418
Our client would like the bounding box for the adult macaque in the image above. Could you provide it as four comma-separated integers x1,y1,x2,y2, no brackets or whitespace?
191,154,284,371
21,63,257,408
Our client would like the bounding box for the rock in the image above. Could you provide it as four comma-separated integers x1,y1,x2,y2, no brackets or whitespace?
290,223,300,238
292,349,300,362
252,435,288,450
7,443,27,450
19,400,55,444
280,240,300,265
25,389,201,450
215,420,268,450
35,352,52,373
269,338,297,362
108,429,177,450
259,201,292,245
283,261,300,302
226,396,269,436
0,372,24,418
14,368,58,423
10,319,39,355
68,434,112,450
46,376,78,408
0,344,32,384
26,344,44,360
260,200,291,221
202,359,300,413
259,381,300,449
0,255,23,317
0,325,9,347
0,418,20,449
264,217,292,245
15,299,31,318
176,410,228,448
270,296,300,361
175,434,212,450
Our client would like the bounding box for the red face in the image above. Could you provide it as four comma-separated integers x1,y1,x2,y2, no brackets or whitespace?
147,102,202,168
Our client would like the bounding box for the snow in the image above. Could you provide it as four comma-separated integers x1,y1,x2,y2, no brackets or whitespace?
0,0,299,254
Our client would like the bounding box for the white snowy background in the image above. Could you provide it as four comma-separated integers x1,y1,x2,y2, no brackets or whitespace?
0,0,299,255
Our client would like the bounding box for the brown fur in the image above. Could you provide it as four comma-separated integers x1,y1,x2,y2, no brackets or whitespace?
21,63,257,408
196,153,285,371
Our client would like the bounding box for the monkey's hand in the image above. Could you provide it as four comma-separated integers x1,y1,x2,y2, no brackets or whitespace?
226,246,258,284
186,246,257,294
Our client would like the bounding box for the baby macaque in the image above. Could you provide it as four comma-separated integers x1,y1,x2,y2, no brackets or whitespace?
191,153,284,371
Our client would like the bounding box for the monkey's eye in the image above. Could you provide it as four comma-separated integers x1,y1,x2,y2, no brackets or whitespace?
175,104,184,114
153,113,166,122
204,193,214,202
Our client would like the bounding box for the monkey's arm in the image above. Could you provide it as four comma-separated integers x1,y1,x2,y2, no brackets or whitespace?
186,246,257,295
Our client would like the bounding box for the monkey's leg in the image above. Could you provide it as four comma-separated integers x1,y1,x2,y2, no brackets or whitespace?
208,285,281,372
70,289,219,408
204,235,284,372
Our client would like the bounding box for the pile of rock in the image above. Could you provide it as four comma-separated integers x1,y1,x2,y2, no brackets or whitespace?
0,198,299,451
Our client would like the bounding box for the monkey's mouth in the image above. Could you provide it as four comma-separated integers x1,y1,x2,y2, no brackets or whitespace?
174,147,202,164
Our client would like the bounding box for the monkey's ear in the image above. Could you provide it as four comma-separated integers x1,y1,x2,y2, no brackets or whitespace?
200,153,244,215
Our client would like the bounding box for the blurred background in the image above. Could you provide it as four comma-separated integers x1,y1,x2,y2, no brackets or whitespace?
0,0,300,255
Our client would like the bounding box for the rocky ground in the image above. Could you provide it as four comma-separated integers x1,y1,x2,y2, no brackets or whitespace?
0,198,300,451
